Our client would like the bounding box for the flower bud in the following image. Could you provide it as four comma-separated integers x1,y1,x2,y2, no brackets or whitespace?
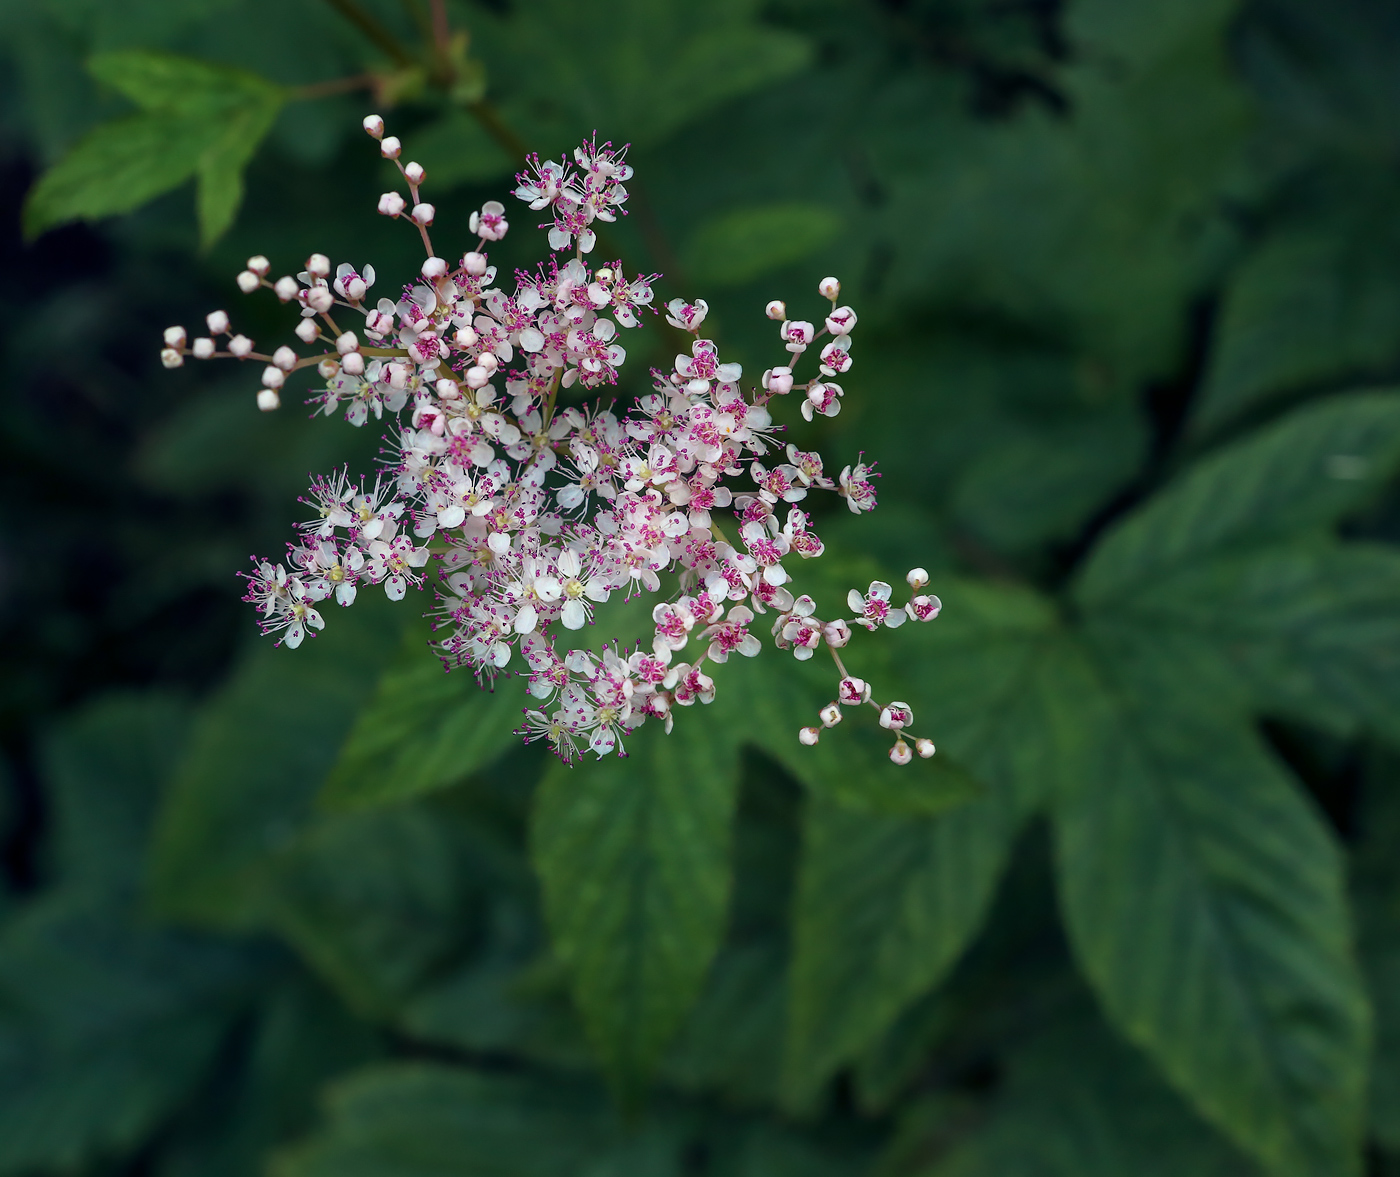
411,203,435,226
819,702,842,728
404,161,425,185
295,318,319,343
335,331,359,355
465,365,490,389
236,270,260,293
256,388,280,411
343,276,367,301
463,251,488,276
305,287,334,313
362,114,384,139
261,365,285,389
762,366,793,395
272,346,297,371
799,726,820,746
906,567,929,589
341,352,364,375
454,324,479,348
818,275,841,299
436,377,460,398
915,738,936,759
273,276,299,302
387,364,409,389
246,255,270,276
879,702,913,730
192,337,215,359
228,334,253,357
889,739,913,766
306,254,330,278
823,618,851,648
765,299,786,321
476,352,499,375
380,136,401,159
838,676,869,706
421,256,447,279
205,309,229,335
366,310,394,336
317,358,339,379
378,192,406,217
163,325,186,348
160,347,183,369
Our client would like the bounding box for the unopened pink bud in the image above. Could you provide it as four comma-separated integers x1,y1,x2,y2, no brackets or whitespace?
454,325,479,348
306,254,330,278
163,326,186,348
362,114,384,139
344,277,367,301
765,299,786,321
465,365,490,389
378,192,406,217
889,739,912,766
261,365,285,389
160,347,183,369
236,270,260,293
818,276,840,299
335,331,359,355
404,161,425,184
799,726,820,746
295,319,319,343
228,334,253,357
906,567,929,589
463,251,488,276
341,352,364,375
916,738,935,759
380,136,401,159
205,310,229,335
192,337,215,359
305,287,334,313
366,310,394,336
435,377,460,398
317,358,339,379
819,702,842,728
476,352,499,375
387,364,409,389
823,618,851,648
246,255,270,276
273,276,298,302
272,346,297,371
411,203,435,226
256,388,280,411
421,256,447,279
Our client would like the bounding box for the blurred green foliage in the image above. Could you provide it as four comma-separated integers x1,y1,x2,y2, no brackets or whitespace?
4,0,1400,1175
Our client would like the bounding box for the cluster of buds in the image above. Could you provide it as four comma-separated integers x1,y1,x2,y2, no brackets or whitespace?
162,117,944,766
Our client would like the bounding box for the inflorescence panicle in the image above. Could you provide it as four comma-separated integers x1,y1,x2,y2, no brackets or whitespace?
161,115,943,766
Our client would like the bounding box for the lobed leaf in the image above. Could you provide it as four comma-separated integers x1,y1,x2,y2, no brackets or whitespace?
321,623,524,811
1076,391,1400,604
1051,657,1370,1177
531,717,739,1100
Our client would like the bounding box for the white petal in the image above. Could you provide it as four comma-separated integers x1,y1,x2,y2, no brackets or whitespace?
562,600,587,629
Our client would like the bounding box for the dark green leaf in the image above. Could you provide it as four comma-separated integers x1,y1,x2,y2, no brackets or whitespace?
321,623,524,811
274,1064,674,1177
1076,391,1400,605
149,597,408,930
0,894,260,1176
531,716,739,1098
268,806,475,1017
1052,661,1369,1177
196,91,282,247
88,49,281,114
40,692,191,894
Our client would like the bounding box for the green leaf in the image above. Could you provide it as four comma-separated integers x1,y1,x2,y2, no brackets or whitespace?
1076,391,1400,605
1192,192,1400,437
783,581,1084,1104
919,1012,1256,1177
274,1064,674,1177
1051,660,1370,1177
40,691,191,894
23,50,283,242
682,202,842,288
0,893,259,1175
531,716,739,1098
321,623,524,811
149,598,408,930
23,112,210,238
267,806,476,1018
1100,542,1400,742
196,90,282,247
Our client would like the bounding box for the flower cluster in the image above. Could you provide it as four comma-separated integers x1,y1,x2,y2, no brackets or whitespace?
162,116,942,765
